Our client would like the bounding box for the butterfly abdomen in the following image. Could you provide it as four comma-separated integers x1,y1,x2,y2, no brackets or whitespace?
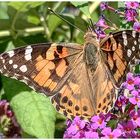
83,43,99,68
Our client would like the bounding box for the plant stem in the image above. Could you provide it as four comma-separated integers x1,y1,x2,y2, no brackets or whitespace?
0,26,44,38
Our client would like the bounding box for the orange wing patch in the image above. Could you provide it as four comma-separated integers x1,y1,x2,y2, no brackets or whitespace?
32,44,70,92
55,59,68,77
46,43,69,60
33,61,55,86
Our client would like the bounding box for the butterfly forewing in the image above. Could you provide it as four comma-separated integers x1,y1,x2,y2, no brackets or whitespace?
100,30,140,87
0,43,83,96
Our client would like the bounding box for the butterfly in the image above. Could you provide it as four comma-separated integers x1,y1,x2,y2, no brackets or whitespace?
0,29,140,120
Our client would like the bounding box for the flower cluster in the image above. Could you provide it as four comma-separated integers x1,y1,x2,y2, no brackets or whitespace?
0,100,21,138
64,73,140,138
95,2,140,38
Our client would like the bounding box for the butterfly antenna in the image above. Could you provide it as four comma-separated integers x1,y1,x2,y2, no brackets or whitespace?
88,24,93,32
48,7,85,33
89,19,94,29
88,18,96,32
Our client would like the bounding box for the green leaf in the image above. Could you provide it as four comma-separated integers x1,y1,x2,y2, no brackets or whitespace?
56,13,86,33
0,39,11,53
107,119,118,129
137,128,140,134
2,77,56,138
74,16,87,32
8,2,44,12
5,41,16,51
10,91,56,138
27,15,40,25
71,2,91,18
50,2,67,13
118,1,125,7
135,65,140,74
0,3,9,19
48,15,62,36
103,2,120,28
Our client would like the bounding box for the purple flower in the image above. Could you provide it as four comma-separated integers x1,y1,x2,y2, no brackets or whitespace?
91,114,106,129
95,27,106,39
100,2,108,11
67,116,85,134
0,100,21,138
85,131,99,138
125,9,138,22
125,2,139,9
64,129,84,138
101,127,122,138
129,91,140,107
133,22,140,32
117,120,136,137
134,76,140,85
71,130,85,138
123,73,138,91
96,17,109,28
129,109,140,127
63,116,86,138
115,95,128,110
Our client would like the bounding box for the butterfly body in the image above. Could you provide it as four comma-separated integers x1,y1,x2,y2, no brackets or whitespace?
0,30,140,120
83,32,99,69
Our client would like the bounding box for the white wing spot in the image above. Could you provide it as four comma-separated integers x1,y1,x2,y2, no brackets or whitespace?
4,73,8,77
0,57,5,63
23,76,28,80
19,65,27,72
10,76,17,80
127,49,132,57
132,46,135,51
25,45,33,61
132,30,136,38
122,31,127,39
29,85,35,91
7,50,14,57
2,59,5,64
13,64,18,69
124,40,127,46
20,79,28,84
3,65,6,69
0,57,4,63
122,31,127,46
9,60,13,64
134,40,137,45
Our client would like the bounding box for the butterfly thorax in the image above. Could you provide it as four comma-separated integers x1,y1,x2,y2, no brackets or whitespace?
83,31,100,70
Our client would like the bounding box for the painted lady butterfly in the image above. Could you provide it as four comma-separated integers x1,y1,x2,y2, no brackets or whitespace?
0,30,140,120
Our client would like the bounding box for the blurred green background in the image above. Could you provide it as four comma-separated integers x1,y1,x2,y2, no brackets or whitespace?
0,1,124,138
